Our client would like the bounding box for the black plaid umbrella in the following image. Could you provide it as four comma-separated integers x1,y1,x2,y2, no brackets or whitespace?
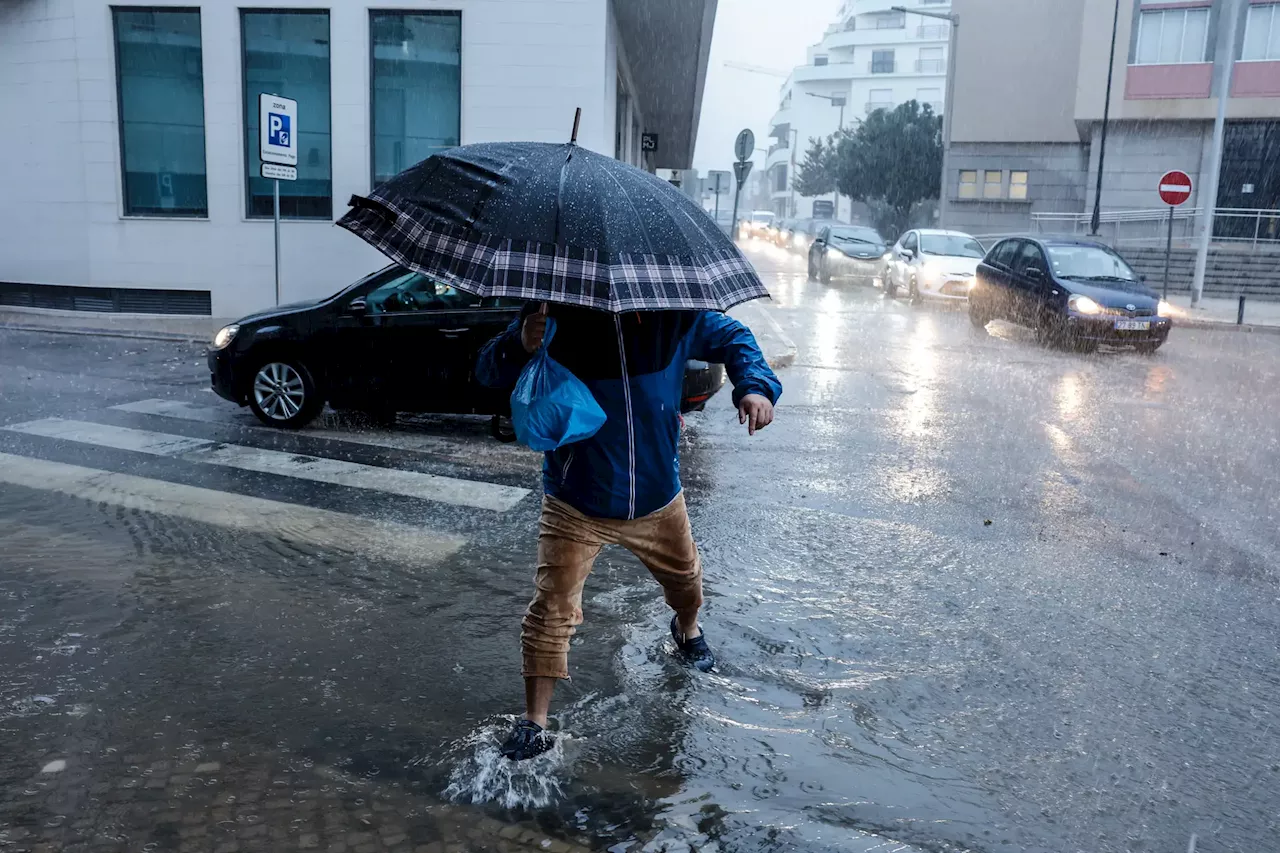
336,141,769,313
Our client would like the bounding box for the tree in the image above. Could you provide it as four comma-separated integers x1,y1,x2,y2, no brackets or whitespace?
793,135,836,198
833,101,942,235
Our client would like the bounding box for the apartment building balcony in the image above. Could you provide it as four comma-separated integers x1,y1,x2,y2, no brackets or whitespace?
915,58,946,73
766,141,792,170
869,60,896,74
792,62,860,83
865,101,894,114
916,24,949,40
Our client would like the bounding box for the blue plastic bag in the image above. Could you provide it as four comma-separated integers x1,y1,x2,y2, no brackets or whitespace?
510,317,607,451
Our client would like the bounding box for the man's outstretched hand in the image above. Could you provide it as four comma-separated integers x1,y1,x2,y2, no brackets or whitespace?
738,394,774,436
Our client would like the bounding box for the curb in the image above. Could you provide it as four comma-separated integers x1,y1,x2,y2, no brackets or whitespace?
0,322,207,344
731,300,798,370
1172,318,1280,335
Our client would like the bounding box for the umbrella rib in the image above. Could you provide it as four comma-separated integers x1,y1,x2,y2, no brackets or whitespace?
598,163,657,255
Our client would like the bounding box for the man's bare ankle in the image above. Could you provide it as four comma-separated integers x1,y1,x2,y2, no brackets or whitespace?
526,713,549,729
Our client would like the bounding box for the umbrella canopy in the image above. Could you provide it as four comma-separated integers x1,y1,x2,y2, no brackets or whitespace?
336,141,769,313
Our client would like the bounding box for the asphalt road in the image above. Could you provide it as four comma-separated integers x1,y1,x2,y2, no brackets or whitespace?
1,242,1278,853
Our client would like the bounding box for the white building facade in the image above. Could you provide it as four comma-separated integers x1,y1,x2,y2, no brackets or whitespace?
766,0,950,220
0,0,715,317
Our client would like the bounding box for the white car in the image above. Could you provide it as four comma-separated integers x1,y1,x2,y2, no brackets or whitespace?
885,229,986,301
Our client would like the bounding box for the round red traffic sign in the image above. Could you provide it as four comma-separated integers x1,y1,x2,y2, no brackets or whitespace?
1158,170,1193,206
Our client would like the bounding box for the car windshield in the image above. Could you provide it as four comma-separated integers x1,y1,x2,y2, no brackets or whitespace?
752,212,774,224
1046,244,1138,282
921,234,985,258
829,227,881,245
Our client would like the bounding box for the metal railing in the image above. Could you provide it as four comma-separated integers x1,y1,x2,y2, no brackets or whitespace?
915,58,946,73
1029,207,1280,249
917,24,949,39
767,140,790,155
869,60,896,73
866,101,894,113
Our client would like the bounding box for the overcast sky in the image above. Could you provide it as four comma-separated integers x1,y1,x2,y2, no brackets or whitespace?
692,0,840,174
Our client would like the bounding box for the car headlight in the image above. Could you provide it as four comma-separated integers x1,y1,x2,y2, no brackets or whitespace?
921,261,941,284
1068,294,1102,315
965,277,977,290
1158,300,1175,318
212,324,240,350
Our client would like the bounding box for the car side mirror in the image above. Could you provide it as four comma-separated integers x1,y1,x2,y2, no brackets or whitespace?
902,249,915,261
345,297,368,316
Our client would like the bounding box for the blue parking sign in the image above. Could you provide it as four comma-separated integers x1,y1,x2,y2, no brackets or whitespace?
260,93,298,166
268,112,291,147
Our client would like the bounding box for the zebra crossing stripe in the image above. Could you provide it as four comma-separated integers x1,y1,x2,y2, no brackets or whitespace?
0,452,465,565
3,419,530,512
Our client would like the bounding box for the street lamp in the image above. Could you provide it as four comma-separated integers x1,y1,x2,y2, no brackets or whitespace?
893,5,958,228
1090,0,1122,236
807,92,847,220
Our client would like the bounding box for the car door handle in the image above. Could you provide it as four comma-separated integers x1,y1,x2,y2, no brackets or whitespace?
440,328,469,336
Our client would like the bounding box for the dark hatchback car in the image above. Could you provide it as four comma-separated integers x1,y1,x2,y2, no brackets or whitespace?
969,236,1172,353
807,224,887,285
208,266,726,429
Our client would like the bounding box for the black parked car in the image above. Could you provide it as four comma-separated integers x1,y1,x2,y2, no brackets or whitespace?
208,266,726,429
807,224,887,285
968,236,1173,353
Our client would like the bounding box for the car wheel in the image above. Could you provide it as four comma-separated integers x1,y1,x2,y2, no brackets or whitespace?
807,257,817,281
909,276,922,305
490,414,517,443
969,298,991,330
1034,313,1066,349
247,357,324,429
1135,341,1163,355
820,259,832,284
884,276,898,299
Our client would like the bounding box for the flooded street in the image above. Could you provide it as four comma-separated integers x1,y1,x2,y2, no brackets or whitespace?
3,245,1280,853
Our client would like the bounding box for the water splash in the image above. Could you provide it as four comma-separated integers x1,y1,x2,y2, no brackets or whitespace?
441,720,568,810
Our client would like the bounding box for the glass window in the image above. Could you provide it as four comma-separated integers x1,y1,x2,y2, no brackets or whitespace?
813,55,829,66
917,46,945,73
1243,4,1280,61
902,232,918,251
990,239,1020,268
871,50,895,73
112,8,207,217
242,10,332,219
958,169,978,198
370,12,460,187
1135,8,1209,64
983,169,1003,199
1010,170,1029,200
1011,241,1046,276
366,270,480,313
615,78,628,159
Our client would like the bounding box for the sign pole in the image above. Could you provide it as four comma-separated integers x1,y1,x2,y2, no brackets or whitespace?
1162,203,1173,301
260,92,298,308
1156,169,1193,302
273,179,281,306
732,128,756,240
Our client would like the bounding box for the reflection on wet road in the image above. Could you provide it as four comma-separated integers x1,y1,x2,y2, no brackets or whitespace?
2,245,1279,853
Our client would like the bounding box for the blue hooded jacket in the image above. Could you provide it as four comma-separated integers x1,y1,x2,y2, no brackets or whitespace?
476,304,782,520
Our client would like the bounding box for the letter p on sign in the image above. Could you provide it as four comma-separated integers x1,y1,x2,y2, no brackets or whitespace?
268,113,290,147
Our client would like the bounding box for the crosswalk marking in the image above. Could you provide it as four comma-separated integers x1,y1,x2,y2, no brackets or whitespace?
111,398,533,461
0,453,465,565
4,419,531,512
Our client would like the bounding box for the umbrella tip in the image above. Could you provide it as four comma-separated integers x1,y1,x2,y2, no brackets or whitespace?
570,107,581,144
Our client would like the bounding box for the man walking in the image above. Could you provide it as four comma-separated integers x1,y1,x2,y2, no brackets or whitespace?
477,304,781,760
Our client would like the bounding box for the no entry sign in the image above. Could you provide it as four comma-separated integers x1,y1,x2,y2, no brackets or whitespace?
1158,170,1193,206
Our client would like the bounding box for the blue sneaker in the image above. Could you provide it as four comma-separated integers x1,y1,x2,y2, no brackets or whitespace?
500,719,554,761
671,616,716,672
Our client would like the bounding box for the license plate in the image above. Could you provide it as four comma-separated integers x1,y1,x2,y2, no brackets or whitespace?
1115,319,1150,331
